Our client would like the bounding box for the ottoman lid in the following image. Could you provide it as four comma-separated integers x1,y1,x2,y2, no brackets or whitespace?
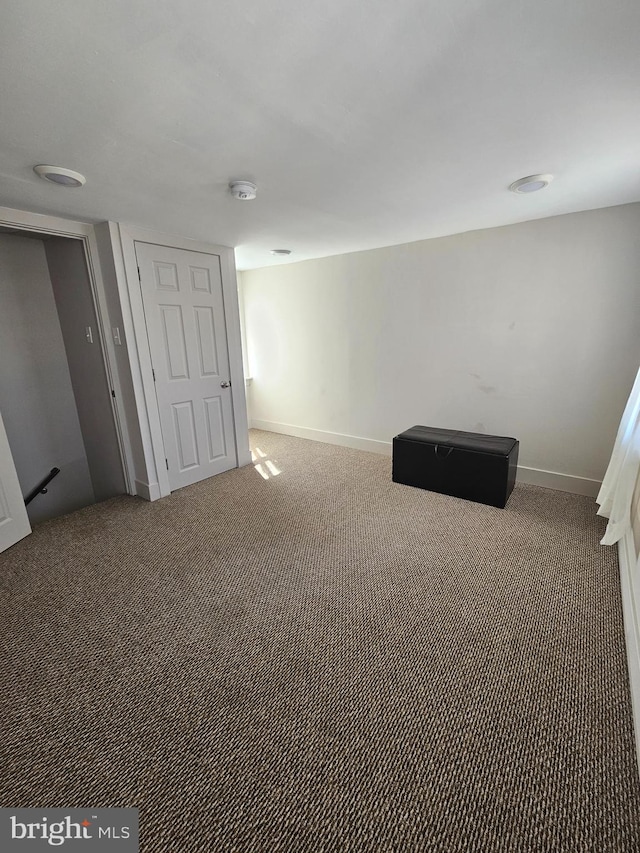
397,425,517,456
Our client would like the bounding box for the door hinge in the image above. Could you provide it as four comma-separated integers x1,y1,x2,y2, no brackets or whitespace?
111,389,116,398
137,265,141,281
165,458,169,470
152,368,156,382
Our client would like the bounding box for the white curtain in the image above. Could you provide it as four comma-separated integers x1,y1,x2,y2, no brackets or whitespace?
597,366,640,546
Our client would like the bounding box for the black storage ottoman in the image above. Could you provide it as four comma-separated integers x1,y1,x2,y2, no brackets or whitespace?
392,425,519,508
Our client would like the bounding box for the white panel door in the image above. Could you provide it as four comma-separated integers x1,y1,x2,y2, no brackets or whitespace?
0,409,31,553
136,242,237,491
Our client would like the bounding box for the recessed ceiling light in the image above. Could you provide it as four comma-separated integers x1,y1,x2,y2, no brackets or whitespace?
229,181,257,200
509,174,553,194
271,249,291,256
33,165,86,187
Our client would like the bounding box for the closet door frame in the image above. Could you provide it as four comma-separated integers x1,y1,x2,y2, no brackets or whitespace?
0,205,135,496
114,223,251,500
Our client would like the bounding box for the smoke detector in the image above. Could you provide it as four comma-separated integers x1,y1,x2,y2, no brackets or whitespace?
229,181,257,200
33,165,86,187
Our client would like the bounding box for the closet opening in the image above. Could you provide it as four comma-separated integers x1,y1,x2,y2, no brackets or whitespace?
0,226,126,525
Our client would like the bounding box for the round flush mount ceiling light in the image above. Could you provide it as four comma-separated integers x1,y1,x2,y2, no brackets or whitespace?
229,180,257,200
271,249,291,256
33,165,86,187
509,174,553,194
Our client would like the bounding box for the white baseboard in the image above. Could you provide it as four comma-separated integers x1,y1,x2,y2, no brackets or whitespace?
250,420,602,497
135,479,161,501
251,419,393,456
515,466,601,497
618,528,640,778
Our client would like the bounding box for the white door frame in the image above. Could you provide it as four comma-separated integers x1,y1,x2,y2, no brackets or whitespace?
0,408,31,552
0,205,135,495
115,223,251,499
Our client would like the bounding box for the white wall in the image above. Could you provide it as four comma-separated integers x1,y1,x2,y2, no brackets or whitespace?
45,237,125,501
0,234,95,522
241,203,640,491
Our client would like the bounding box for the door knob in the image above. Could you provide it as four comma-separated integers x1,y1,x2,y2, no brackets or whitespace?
220,381,231,388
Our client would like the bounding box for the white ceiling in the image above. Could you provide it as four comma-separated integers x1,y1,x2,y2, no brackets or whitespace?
1,0,639,270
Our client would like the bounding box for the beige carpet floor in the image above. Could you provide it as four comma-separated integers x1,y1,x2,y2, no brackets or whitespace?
1,429,639,851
